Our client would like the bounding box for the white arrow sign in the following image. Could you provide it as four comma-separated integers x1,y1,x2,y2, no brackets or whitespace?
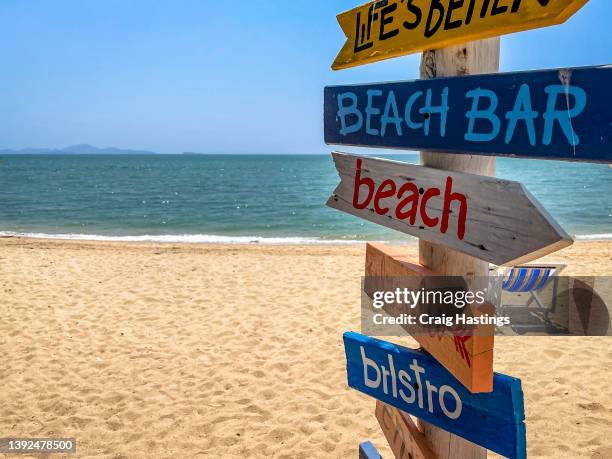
327,152,572,266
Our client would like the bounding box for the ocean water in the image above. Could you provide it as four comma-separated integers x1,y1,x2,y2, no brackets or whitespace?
0,154,610,243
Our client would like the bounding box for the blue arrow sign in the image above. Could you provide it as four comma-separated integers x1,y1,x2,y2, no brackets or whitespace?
325,65,612,163
344,332,526,459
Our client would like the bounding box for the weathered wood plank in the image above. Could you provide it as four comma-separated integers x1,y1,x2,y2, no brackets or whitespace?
327,153,572,266
376,401,438,459
324,65,612,163
344,332,526,459
365,242,494,393
332,0,588,70
417,37,499,459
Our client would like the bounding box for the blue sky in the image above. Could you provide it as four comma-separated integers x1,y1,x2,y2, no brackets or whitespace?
0,0,609,154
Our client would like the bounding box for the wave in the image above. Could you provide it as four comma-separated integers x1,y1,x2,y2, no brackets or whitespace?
575,233,612,240
0,231,371,245
2,231,611,244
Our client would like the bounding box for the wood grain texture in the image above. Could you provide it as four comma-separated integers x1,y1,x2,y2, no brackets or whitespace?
344,332,526,459
365,243,494,393
332,0,588,70
327,153,573,266
418,38,499,459
376,401,438,459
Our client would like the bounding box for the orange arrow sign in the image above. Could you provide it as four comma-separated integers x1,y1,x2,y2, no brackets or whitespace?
332,0,588,70
364,242,494,393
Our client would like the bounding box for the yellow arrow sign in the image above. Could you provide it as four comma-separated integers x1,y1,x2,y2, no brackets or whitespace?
332,0,588,70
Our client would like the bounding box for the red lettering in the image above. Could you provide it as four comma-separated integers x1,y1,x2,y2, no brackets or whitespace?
419,187,441,227
352,165,468,241
454,336,472,367
440,176,467,240
352,159,375,210
395,182,419,224
374,179,397,215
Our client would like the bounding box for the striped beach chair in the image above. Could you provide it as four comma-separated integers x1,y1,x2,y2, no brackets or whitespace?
503,263,565,294
499,262,567,333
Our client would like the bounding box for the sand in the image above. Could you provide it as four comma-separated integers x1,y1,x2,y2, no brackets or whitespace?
1,238,611,458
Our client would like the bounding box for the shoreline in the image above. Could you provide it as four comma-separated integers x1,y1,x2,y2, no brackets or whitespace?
0,233,415,247
2,237,611,276
1,232,612,247
2,234,611,250
0,236,394,255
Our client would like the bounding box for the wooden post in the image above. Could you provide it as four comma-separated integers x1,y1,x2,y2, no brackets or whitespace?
418,38,500,459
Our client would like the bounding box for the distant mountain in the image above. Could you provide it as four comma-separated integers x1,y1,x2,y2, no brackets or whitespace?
0,144,157,155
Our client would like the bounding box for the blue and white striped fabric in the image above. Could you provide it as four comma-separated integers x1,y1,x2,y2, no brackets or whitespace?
502,267,553,293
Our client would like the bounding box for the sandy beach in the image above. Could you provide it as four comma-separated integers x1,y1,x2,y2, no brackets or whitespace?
1,238,611,458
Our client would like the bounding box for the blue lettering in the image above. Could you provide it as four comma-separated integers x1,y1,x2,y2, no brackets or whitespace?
543,85,587,146
465,88,501,142
381,90,403,136
419,87,449,137
366,89,383,136
505,84,539,146
404,91,424,130
337,92,363,136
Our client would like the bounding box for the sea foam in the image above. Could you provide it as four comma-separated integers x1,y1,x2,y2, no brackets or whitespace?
0,231,368,245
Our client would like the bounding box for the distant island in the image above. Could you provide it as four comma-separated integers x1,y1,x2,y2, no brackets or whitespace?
0,144,158,155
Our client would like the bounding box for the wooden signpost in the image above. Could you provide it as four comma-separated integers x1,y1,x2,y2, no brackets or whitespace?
327,152,573,266
344,332,527,459
364,242,494,393
325,66,612,163
327,1,596,457
332,0,588,70
414,38,499,459
376,401,438,459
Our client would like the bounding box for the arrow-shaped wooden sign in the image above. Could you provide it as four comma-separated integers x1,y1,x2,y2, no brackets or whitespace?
344,332,526,459
325,66,612,163
327,152,572,266
364,243,494,393
332,0,588,70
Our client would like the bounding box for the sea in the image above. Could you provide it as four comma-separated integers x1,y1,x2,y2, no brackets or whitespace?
0,154,610,244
